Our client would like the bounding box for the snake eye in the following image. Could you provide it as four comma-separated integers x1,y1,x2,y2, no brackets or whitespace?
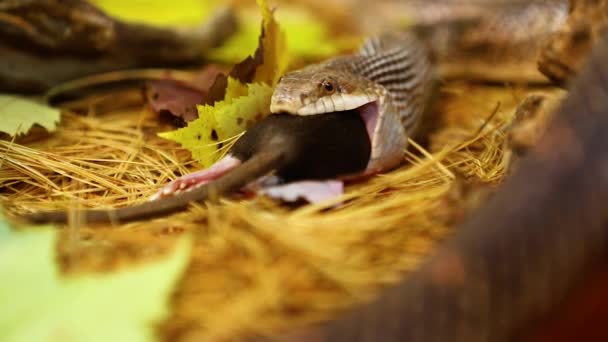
322,80,336,94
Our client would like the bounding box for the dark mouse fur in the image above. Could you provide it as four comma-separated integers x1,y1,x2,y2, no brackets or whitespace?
23,111,371,224
231,111,371,181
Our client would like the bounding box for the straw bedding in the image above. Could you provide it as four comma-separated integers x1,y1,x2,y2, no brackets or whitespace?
1,83,555,340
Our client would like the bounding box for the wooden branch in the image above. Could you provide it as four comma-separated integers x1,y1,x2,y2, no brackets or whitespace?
0,0,237,93
538,0,608,85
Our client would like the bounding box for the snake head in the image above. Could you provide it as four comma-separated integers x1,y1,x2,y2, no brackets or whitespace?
270,62,380,115
269,59,392,174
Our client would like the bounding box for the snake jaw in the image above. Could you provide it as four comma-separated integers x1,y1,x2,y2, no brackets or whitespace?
270,93,379,115
295,94,378,115
269,96,299,114
356,101,380,148
270,91,381,164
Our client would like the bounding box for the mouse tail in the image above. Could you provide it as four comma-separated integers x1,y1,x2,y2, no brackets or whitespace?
22,150,290,225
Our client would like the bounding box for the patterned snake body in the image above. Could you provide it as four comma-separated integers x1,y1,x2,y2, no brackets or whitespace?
271,33,437,174
271,0,570,175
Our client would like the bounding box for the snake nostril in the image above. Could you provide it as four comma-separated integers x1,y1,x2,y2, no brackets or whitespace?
299,94,307,104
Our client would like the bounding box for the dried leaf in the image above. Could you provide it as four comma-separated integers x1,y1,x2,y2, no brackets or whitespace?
253,0,289,85
0,95,60,137
159,0,286,167
144,0,284,123
204,0,287,104
145,66,224,123
159,81,273,167
0,221,192,342
201,33,263,107
146,81,206,123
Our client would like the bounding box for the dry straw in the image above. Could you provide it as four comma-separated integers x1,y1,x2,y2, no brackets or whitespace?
1,84,545,341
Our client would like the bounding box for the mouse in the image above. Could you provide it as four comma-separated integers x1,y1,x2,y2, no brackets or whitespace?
23,110,371,225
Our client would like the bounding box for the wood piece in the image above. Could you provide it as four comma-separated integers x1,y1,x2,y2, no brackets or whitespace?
538,0,608,85
503,91,566,173
0,0,237,93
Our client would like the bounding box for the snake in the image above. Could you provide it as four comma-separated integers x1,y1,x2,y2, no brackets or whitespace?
270,31,438,175
269,0,570,177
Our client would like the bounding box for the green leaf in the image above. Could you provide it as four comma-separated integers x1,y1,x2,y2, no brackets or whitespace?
0,95,60,137
0,215,11,239
0,223,192,342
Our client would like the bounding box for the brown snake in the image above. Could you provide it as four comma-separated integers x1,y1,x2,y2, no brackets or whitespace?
270,0,570,177
270,31,437,175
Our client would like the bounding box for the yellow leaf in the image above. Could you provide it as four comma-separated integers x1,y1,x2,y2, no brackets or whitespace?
0,95,60,137
160,0,287,167
159,105,219,168
215,81,274,139
159,82,273,167
254,0,289,85
225,77,250,99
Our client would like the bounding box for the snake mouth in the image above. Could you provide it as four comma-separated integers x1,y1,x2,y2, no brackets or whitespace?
354,101,379,148
271,94,379,116
297,95,380,146
270,94,379,147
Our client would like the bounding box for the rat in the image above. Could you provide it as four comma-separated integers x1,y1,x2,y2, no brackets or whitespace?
23,111,371,224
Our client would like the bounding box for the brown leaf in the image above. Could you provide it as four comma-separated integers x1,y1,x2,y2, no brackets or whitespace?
145,66,223,123
146,22,266,121
202,22,266,105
